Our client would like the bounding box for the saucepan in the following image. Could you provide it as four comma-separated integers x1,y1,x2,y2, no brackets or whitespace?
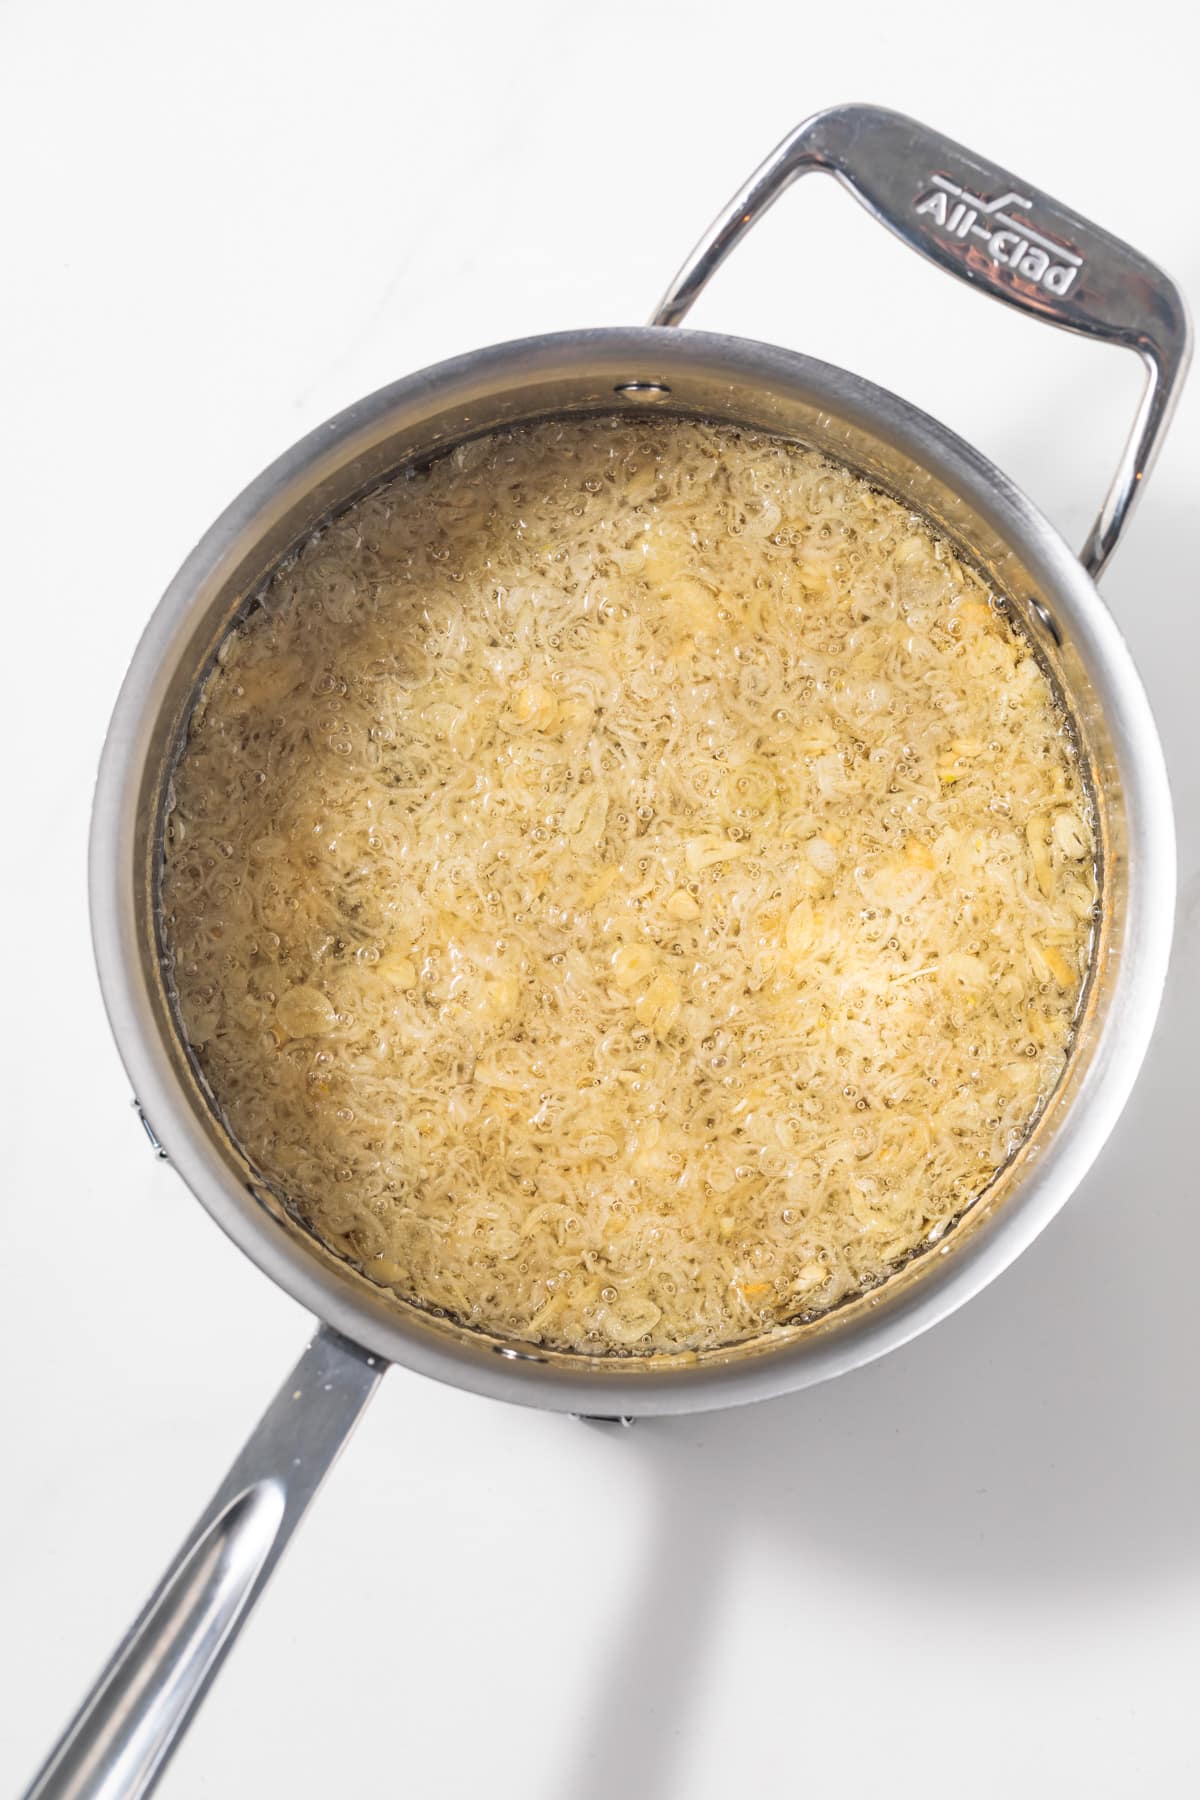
26,104,1188,1799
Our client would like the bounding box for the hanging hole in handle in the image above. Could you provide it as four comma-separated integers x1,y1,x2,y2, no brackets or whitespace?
614,380,672,400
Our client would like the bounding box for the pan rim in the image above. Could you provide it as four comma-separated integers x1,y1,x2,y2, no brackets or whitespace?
88,325,1175,1414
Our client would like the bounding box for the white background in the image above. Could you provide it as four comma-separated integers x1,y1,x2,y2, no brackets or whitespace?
3,3,1198,1795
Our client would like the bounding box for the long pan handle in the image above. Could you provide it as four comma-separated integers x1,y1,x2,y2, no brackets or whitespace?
22,1325,384,1800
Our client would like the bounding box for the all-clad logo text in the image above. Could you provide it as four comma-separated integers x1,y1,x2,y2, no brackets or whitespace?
914,175,1081,296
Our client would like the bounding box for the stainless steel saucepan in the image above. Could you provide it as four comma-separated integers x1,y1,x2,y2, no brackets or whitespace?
27,104,1188,1799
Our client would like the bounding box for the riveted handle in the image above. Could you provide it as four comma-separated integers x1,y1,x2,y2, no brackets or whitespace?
652,104,1190,577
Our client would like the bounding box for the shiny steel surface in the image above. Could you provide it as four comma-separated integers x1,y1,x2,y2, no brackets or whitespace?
35,105,1184,1800
88,326,1176,1413
24,1328,380,1800
653,105,1190,578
